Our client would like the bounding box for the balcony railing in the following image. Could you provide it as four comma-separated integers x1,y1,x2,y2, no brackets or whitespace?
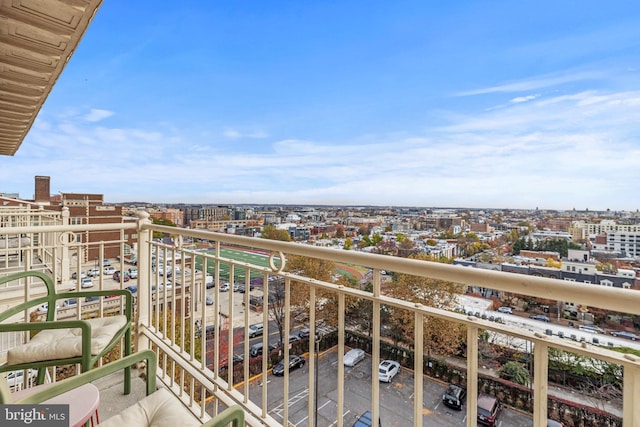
1,207,640,426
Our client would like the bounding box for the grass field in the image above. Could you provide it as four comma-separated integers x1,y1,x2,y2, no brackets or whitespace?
194,248,366,284
194,248,277,284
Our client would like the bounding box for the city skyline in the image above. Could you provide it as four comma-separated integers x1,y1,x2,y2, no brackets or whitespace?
2,1,639,211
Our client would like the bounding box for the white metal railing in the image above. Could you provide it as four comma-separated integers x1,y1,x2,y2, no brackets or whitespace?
0,210,639,426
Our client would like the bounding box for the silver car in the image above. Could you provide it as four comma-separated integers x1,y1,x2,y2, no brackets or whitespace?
343,348,365,367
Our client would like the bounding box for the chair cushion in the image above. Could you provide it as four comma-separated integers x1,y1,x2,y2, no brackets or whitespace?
99,387,201,427
7,316,128,365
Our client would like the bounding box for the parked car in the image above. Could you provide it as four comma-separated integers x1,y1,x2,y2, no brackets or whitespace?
206,296,214,305
127,268,138,279
206,275,215,289
529,314,550,322
71,271,86,280
442,384,466,410
80,277,94,288
352,411,381,427
378,360,400,383
36,303,58,314
249,341,278,358
87,268,100,277
344,348,366,367
103,266,116,275
62,298,77,308
298,327,311,338
497,306,513,314
4,369,37,390
125,285,138,295
113,271,130,282
611,330,639,340
84,296,99,303
477,393,501,426
247,323,264,338
102,259,111,267
578,324,605,334
196,325,217,339
272,355,305,376
219,283,230,292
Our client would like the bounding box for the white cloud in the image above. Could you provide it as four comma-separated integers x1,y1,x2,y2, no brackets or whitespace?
456,70,603,96
223,128,268,139
510,94,539,104
83,109,114,122
5,86,639,211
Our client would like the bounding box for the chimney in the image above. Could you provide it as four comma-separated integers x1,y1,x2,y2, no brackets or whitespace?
34,176,50,204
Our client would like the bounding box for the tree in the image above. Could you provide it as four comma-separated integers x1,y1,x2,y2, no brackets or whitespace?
260,225,292,241
286,255,338,325
359,232,383,248
335,225,345,238
386,253,465,356
343,237,352,250
345,280,374,336
499,361,530,386
151,217,177,239
268,281,287,345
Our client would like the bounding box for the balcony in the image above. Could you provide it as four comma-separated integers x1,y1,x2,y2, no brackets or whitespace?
1,206,639,426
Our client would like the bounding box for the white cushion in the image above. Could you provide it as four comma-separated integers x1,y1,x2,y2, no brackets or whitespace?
99,387,201,427
7,316,128,365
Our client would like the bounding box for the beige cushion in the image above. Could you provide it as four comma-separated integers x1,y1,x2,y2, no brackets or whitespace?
7,316,127,365
99,387,201,427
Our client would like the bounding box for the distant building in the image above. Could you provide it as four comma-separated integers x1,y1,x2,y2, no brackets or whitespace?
149,208,184,227
470,222,492,233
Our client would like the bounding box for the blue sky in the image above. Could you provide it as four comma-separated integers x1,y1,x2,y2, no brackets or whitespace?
3,1,640,210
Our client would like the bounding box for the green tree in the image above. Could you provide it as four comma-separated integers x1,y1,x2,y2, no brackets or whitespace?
499,361,530,386
151,217,177,239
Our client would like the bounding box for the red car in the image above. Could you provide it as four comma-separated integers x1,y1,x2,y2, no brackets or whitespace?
113,271,130,282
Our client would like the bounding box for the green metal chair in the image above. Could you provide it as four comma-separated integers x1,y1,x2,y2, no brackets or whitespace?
0,349,245,427
0,271,133,393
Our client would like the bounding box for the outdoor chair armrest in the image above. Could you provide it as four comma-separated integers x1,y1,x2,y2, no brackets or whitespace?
200,405,245,427
14,350,157,404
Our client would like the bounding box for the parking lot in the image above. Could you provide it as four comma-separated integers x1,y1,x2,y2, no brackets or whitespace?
248,348,535,427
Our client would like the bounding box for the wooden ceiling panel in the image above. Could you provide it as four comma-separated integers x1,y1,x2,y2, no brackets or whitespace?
0,0,103,156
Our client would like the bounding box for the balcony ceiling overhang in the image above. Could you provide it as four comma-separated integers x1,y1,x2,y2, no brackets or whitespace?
0,0,103,156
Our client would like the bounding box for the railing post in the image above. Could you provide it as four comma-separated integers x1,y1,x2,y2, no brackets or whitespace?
623,363,640,427
414,309,424,426
533,341,548,427
372,269,381,427
136,211,152,352
467,324,478,427
60,207,70,282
